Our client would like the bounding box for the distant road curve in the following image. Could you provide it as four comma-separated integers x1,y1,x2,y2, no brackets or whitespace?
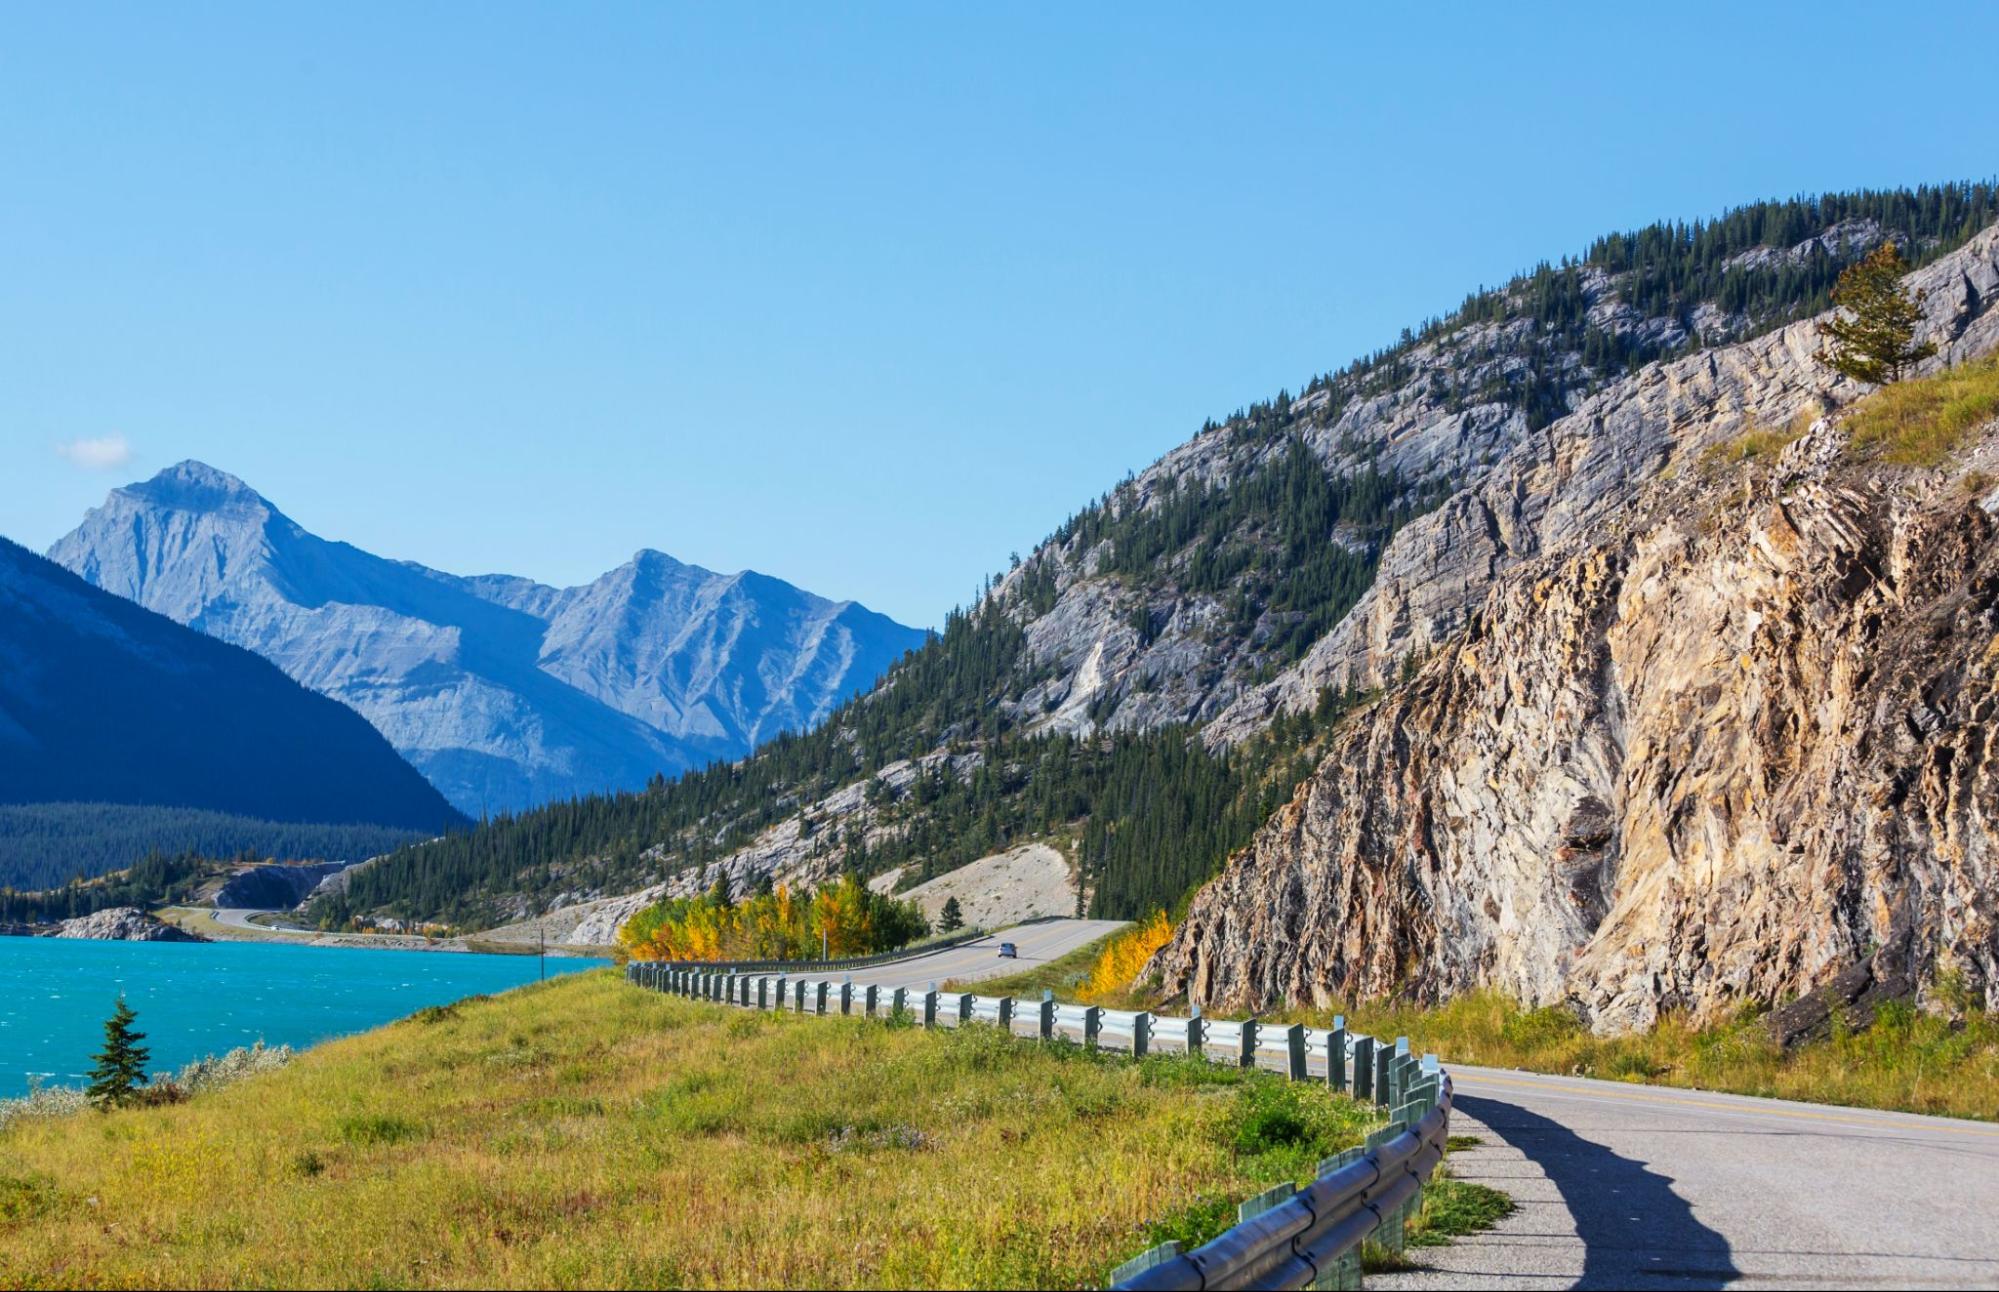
209,906,316,935
743,918,1126,989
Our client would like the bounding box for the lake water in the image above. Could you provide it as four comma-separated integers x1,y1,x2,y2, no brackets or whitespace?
0,937,607,1097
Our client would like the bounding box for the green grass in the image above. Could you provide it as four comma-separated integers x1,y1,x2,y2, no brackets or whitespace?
1846,355,1999,466
0,970,1387,1289
1406,1177,1515,1247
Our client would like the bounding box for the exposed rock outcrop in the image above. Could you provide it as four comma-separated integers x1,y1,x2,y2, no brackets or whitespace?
213,862,355,911
1157,227,1999,1030
48,907,207,942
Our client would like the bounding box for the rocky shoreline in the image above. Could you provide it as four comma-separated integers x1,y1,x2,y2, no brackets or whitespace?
1,906,208,942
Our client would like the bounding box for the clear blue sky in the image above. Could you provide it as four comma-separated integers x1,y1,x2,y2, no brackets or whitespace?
4,3,1996,627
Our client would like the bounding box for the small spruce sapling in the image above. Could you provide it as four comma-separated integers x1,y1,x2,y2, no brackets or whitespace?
87,996,151,1109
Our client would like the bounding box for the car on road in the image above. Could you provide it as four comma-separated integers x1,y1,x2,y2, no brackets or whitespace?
997,941,1018,958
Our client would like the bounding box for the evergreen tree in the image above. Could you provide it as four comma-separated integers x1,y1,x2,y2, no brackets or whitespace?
1816,242,1936,384
939,895,964,933
86,997,150,1109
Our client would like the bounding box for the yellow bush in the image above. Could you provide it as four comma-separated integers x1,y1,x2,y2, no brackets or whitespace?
1084,911,1172,1000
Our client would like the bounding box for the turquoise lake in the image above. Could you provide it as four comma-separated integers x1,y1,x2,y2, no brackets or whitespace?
0,937,607,1098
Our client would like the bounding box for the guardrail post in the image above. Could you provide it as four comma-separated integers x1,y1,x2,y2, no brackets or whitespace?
773,975,786,1009
1286,1024,1308,1080
713,973,726,1003
1239,1018,1259,1069
1106,1241,1183,1288
1313,1146,1370,1291
957,993,974,1024
1133,1012,1152,1058
1328,1023,1348,1092
1375,1045,1394,1108
1187,1005,1206,1056
1353,1035,1375,1100
997,997,1014,1031
1237,1180,1295,1223
794,980,808,1012
922,989,939,1029
1083,1006,1102,1049
864,984,879,1017
840,979,853,1015
1039,990,1055,1041
814,981,830,1015
891,987,908,1020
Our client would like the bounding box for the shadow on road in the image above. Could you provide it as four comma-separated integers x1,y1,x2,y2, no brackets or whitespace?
1458,1093,1741,1290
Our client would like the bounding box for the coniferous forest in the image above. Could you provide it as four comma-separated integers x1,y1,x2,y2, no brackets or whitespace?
313,183,1999,935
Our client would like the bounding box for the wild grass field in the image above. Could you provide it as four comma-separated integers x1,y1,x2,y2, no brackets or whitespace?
0,969,1397,1289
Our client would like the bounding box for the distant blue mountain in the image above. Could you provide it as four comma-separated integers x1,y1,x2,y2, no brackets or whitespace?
0,535,464,833
50,462,928,815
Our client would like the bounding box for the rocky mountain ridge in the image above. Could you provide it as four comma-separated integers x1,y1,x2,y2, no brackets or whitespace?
50,466,926,815
1155,223,1999,1028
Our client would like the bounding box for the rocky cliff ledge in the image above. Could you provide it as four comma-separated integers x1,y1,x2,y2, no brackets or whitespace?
47,907,207,942
1156,229,1999,1031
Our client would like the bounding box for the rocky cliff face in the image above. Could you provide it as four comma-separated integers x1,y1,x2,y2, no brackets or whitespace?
1155,227,1999,1028
49,467,926,815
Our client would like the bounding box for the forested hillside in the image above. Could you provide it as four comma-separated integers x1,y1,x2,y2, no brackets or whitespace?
0,537,465,843
316,183,1999,936
0,804,424,892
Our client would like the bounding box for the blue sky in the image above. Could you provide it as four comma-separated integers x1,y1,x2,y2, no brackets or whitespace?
4,3,1996,627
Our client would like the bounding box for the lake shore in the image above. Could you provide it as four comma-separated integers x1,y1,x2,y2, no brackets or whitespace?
156,905,615,958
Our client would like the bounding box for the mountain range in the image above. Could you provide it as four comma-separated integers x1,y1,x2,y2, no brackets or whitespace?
315,182,1999,1030
49,463,927,816
0,536,462,841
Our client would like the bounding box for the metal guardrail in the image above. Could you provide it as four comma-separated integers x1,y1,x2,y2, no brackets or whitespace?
623,960,1452,1290
641,926,989,974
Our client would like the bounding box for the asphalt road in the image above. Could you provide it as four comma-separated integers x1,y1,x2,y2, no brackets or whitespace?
209,906,315,934
1373,1064,1999,1291
817,919,1125,989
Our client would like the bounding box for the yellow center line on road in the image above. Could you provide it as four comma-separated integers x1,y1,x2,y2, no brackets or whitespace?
1457,1070,1999,1139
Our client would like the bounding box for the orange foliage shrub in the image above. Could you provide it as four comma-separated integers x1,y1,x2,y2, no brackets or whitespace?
1084,911,1172,1000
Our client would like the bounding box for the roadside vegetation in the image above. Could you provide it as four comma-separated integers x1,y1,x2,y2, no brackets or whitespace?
1017,918,1999,1122
0,970,1397,1289
620,872,930,962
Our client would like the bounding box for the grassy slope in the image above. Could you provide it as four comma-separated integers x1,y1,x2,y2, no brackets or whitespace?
0,970,1390,1290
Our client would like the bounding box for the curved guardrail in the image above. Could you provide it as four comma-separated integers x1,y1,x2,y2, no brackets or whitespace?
623,960,1452,1289
638,926,989,974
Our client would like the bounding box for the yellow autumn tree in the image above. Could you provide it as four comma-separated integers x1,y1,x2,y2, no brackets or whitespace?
1084,911,1172,1001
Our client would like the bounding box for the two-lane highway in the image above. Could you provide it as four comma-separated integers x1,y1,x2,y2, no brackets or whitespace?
831,918,1125,988
1375,1064,1999,1290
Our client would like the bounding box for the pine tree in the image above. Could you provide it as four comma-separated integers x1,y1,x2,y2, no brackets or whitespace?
939,896,964,933
87,997,150,1109
1816,242,1936,385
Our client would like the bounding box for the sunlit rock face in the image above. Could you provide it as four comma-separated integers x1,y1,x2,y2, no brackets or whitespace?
1156,225,1999,1030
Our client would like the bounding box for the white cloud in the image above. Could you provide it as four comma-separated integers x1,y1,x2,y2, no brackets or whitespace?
54,434,133,471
